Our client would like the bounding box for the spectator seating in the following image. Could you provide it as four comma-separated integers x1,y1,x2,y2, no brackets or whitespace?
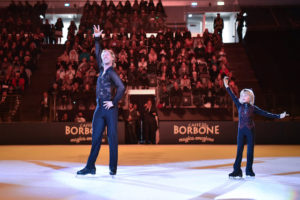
0,1,46,122
48,0,234,122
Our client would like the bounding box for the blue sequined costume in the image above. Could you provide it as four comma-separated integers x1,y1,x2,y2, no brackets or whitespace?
85,36,125,174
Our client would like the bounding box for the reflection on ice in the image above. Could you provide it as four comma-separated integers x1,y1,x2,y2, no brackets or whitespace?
0,157,299,200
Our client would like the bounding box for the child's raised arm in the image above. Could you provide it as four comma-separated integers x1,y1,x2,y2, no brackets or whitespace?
224,76,240,108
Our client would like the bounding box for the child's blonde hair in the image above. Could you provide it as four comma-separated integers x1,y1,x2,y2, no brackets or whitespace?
239,88,255,105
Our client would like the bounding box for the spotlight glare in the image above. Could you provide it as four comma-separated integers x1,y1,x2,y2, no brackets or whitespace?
64,3,70,7
217,1,225,6
191,2,197,6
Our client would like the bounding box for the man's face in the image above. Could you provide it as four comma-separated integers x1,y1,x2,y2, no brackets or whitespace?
101,51,113,65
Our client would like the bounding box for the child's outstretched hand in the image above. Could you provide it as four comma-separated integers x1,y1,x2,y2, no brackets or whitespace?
223,76,229,88
280,111,289,119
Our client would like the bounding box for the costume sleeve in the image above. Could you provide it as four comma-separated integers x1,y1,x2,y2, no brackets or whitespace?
95,37,102,69
225,86,240,108
254,106,280,119
109,70,125,106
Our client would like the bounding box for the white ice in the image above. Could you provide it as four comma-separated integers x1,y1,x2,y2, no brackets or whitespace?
0,157,299,200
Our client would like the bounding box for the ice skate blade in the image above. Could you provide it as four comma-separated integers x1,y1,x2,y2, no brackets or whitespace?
229,176,243,180
111,174,116,179
76,173,97,178
246,175,255,179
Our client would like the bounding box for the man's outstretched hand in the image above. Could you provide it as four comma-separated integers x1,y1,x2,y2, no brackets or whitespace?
223,76,229,88
93,25,103,37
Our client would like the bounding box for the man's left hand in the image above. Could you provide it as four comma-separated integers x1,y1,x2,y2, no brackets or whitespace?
104,101,114,109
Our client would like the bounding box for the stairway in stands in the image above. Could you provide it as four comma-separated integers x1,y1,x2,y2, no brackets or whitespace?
20,45,65,121
223,43,264,105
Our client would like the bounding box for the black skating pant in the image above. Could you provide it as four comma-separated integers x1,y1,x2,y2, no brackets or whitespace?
86,102,118,173
233,127,255,173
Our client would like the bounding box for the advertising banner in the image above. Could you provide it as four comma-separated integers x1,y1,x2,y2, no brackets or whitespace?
0,122,125,145
159,121,237,144
65,122,100,144
0,121,299,145
158,121,300,144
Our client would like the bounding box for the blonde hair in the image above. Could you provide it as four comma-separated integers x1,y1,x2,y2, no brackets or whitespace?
239,88,255,105
101,49,116,68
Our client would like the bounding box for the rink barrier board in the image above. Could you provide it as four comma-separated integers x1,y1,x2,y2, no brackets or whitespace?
0,121,299,144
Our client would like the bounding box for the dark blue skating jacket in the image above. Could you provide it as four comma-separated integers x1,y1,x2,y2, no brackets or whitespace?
226,87,280,129
95,37,125,106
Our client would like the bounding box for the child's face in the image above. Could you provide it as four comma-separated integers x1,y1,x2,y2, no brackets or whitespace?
240,92,251,104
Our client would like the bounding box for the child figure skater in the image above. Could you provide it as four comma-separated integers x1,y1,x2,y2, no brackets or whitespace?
223,76,288,178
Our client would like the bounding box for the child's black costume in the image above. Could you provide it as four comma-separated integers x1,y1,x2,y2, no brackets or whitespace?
225,86,280,177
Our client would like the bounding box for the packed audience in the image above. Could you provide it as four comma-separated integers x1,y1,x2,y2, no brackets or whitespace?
0,1,46,122
47,0,236,122
80,0,166,33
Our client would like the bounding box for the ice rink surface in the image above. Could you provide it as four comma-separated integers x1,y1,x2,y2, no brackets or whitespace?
0,145,299,200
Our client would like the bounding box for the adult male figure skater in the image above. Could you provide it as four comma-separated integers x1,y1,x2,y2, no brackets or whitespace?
77,25,125,176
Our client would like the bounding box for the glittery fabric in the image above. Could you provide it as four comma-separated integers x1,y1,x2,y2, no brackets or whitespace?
95,37,125,106
239,103,255,129
226,87,280,129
